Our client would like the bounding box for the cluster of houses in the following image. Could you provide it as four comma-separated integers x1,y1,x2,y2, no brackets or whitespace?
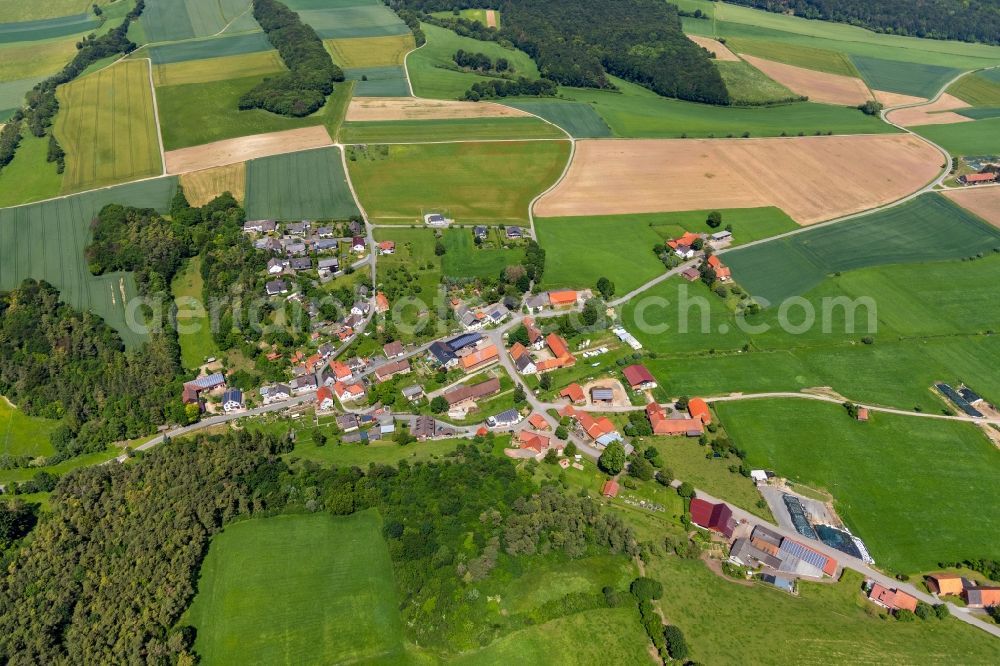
525,289,583,313
509,319,576,375
473,224,524,242
667,230,733,261
645,396,712,436
454,300,510,331
244,219,369,296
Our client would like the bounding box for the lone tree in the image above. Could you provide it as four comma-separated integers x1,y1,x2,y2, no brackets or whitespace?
434,241,446,256
599,441,626,475
706,211,723,228
677,481,695,498
513,385,526,404
430,396,448,413
596,276,616,299
630,576,664,601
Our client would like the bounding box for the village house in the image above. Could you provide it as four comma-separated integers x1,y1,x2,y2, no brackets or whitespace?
243,219,276,234
284,221,310,236
374,359,411,383
351,301,370,317
444,377,501,407
318,257,339,275
267,258,289,274
378,240,395,255
487,408,521,428
460,345,499,373
506,225,523,239
291,374,318,395
222,388,244,413
284,241,307,257
413,415,437,440
707,254,731,281
375,292,389,313
867,583,919,614
266,280,289,296
516,430,550,455
401,384,424,402
312,238,338,251
383,340,405,359
668,231,701,259
316,386,335,411
560,383,585,404
623,364,657,391
290,257,312,272
424,212,449,227
334,380,366,403
351,236,366,253
528,413,550,430
260,384,291,405
524,317,544,349
560,405,617,443
473,225,488,240
428,332,483,368
690,498,735,537
316,225,334,238
525,293,550,313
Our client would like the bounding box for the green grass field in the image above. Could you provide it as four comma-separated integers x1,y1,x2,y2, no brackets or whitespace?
347,140,569,225
561,76,896,139
535,214,666,294
0,396,60,458
140,0,256,43
341,117,564,143
717,60,801,105
245,147,359,221
651,559,1000,664
295,3,409,40
850,55,962,98
504,100,611,138
948,70,1000,107
344,65,409,97
441,228,525,279
723,38,860,77
325,33,414,68
0,75,45,119
0,0,108,23
0,11,99,44
0,134,63,207
725,194,1000,305
408,23,541,100
185,511,409,664
717,399,1000,573
0,177,176,346
912,118,1000,156
157,74,327,150
172,256,217,371
372,227,445,334
957,107,1000,120
54,59,162,192
146,32,272,64
0,35,81,82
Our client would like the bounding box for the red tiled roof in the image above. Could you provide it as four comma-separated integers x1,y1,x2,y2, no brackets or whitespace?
560,384,585,403
688,398,712,425
965,172,997,183
869,583,896,607
929,574,964,596
673,231,700,247
528,413,550,430
316,386,333,404
576,412,616,440
623,364,655,388
375,292,389,312
893,590,918,613
559,404,576,418
602,479,619,498
546,333,570,358
332,361,352,380
509,342,527,359
549,290,578,306
518,430,550,453
460,344,498,370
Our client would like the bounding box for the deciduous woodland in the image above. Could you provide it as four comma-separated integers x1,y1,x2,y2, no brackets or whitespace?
239,0,345,116
725,0,1000,45
391,0,730,104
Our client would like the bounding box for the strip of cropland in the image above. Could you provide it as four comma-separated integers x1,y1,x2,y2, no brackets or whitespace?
0,178,178,346
244,146,359,221
178,163,246,206
717,399,1000,574
282,0,408,40
324,32,414,69
503,100,612,138
724,193,1000,304
140,0,259,43
164,125,333,174
152,50,285,87
53,59,163,192
535,135,939,225
911,118,1000,156
346,140,570,226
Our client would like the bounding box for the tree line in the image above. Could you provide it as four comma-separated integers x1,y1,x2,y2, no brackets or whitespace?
239,0,345,116
391,0,730,104
0,0,145,173
0,433,641,662
453,48,511,73
724,0,1000,45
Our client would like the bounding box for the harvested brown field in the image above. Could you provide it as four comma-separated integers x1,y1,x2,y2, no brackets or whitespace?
345,96,531,122
535,135,941,225
485,9,498,28
739,54,872,106
943,186,1000,229
874,90,927,109
179,163,246,206
886,93,972,127
687,35,739,62
163,126,333,174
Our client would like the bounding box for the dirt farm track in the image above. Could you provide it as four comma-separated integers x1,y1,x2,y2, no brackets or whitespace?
534,135,942,225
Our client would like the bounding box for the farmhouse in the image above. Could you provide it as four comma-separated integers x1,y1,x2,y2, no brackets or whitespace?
964,586,1000,608
473,225,488,240
444,377,501,407
528,413,550,430
548,290,579,308
561,405,618,442
424,212,449,226
374,359,411,383
560,384,585,404
777,539,837,578
689,498,735,537
867,583,919,614
316,386,335,411
960,172,998,185
375,292,389,313
535,333,576,372
688,398,712,425
525,293,550,313
460,345,499,372
646,402,704,437
378,240,395,254
706,255,731,281
510,343,537,374
506,225,523,239
487,408,521,428
623,364,657,390
729,538,782,570
524,318,544,348
602,479,619,498
927,574,965,596
668,232,701,259
516,430,550,454
222,389,244,413
266,280,289,296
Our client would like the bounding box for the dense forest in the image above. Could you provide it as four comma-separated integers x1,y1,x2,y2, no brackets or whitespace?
240,0,345,116
0,280,181,459
724,0,1000,45
391,0,730,104
0,434,640,662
